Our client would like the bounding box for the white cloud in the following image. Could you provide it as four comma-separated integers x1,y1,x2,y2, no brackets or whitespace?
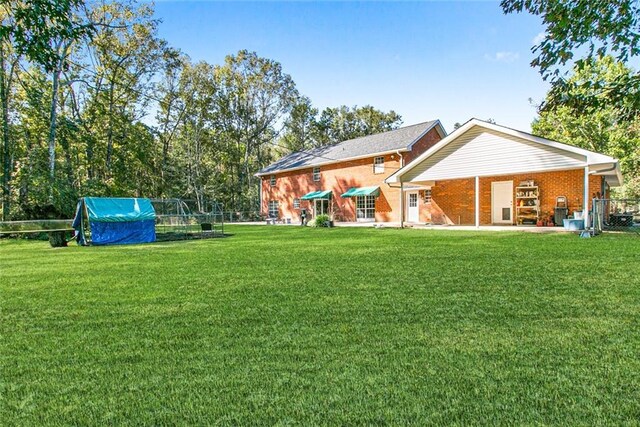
484,51,520,63
532,32,545,45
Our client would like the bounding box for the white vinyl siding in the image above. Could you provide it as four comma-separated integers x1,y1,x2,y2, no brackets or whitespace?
313,167,320,182
404,128,587,182
373,156,384,174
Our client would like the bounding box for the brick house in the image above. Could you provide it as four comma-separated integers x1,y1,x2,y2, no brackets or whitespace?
385,119,623,227
256,120,447,223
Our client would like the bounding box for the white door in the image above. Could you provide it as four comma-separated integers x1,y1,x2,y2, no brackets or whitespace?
491,181,513,224
407,192,419,223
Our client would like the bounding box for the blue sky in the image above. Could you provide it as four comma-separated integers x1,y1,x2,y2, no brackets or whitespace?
154,1,549,132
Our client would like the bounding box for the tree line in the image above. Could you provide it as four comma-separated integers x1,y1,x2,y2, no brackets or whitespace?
2,0,639,221
0,0,402,220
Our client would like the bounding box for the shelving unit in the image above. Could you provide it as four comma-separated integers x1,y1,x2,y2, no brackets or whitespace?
516,185,540,225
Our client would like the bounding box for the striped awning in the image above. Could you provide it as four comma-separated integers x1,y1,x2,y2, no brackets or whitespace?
340,186,380,198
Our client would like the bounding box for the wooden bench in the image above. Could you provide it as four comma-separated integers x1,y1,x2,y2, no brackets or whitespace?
1,220,75,247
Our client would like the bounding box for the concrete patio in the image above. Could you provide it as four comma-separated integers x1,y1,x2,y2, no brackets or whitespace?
231,221,574,233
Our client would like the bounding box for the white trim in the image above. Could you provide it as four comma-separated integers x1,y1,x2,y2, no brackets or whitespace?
583,166,589,229
406,120,447,150
400,184,431,191
475,176,480,228
406,191,419,223
385,118,622,185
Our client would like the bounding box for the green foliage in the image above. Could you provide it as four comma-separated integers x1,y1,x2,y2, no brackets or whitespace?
0,1,404,220
2,226,640,423
278,102,402,154
501,0,640,79
502,0,640,127
533,57,640,198
314,213,330,227
314,105,402,146
0,0,94,72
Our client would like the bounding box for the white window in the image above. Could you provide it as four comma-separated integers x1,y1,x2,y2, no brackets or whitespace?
373,156,384,174
268,200,279,218
270,175,276,187
409,193,418,208
293,198,300,209
424,189,432,203
356,195,376,220
313,167,320,182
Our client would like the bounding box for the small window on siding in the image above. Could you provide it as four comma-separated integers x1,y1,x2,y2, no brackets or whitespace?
313,167,320,182
424,189,432,203
270,175,276,187
373,156,384,174
293,198,300,209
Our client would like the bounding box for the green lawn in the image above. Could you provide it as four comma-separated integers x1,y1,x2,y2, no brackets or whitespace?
2,226,640,425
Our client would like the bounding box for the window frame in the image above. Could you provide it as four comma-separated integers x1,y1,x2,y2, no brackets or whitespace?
270,175,276,187
409,193,418,208
293,198,300,209
424,188,432,204
312,167,320,182
268,200,279,218
373,156,385,174
356,195,376,220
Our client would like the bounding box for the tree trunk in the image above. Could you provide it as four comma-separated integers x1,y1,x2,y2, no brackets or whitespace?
48,66,61,185
0,45,14,221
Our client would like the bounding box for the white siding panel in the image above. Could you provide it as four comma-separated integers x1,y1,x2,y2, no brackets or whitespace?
405,128,587,182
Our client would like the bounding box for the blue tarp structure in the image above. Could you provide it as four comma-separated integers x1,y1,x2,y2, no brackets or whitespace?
72,197,156,245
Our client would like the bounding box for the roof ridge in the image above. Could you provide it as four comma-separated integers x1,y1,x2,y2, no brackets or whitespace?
334,120,435,145
256,119,439,176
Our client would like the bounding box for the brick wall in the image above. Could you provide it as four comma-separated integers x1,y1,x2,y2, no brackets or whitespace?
426,169,604,225
261,127,443,222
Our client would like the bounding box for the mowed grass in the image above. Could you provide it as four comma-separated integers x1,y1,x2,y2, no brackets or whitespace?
1,226,640,425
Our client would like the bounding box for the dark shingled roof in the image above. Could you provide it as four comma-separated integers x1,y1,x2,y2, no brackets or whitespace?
257,120,441,175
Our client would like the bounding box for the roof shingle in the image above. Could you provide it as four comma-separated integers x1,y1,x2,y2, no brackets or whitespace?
257,120,440,175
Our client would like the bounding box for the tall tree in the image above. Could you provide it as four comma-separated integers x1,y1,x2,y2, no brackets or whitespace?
0,8,20,220
501,0,640,115
532,57,640,198
314,105,402,146
1,0,94,185
278,96,318,154
212,50,298,210
85,0,167,179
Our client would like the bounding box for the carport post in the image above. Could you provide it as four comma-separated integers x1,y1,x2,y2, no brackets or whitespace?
584,166,590,229
400,181,404,228
475,176,480,228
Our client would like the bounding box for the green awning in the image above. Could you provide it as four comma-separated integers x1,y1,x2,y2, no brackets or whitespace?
340,186,380,198
301,190,332,200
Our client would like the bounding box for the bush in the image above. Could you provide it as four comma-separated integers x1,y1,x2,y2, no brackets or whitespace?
314,214,330,227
